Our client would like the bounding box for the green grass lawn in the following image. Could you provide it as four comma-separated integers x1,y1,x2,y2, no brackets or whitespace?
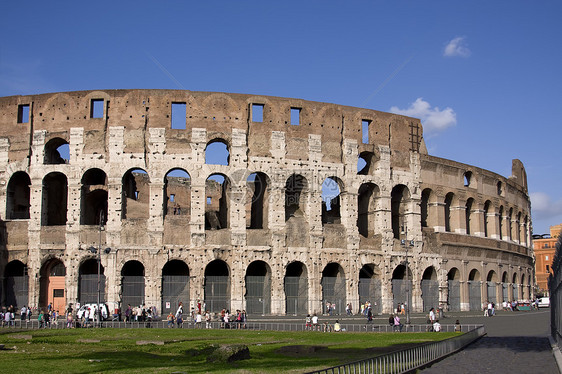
0,328,456,373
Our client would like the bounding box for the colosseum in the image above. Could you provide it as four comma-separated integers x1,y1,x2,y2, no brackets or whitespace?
0,89,534,316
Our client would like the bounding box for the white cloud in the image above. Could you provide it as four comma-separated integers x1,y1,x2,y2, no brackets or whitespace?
444,37,471,58
389,98,456,134
530,192,562,220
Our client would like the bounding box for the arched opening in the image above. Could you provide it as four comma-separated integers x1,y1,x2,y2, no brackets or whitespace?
205,174,230,230
246,172,269,229
4,260,28,308
44,137,69,164
204,260,230,312
81,168,108,225
321,177,342,225
284,262,308,315
6,172,31,219
516,212,522,243
163,169,191,219
39,259,66,313
498,206,504,240
121,261,145,308
486,271,498,305
465,198,474,235
205,140,229,165
483,201,491,237
285,174,307,221
512,273,519,300
501,272,509,303
468,269,481,311
391,264,412,312
41,172,68,226
162,260,190,316
463,171,472,187
321,263,346,315
444,193,454,232
447,268,461,311
391,185,410,239
245,261,271,315
420,189,430,228
121,169,149,220
357,151,377,175
358,264,381,315
507,208,513,241
78,258,105,304
421,266,439,312
357,183,379,238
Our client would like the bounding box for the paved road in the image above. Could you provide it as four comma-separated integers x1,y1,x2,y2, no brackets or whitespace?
420,310,560,373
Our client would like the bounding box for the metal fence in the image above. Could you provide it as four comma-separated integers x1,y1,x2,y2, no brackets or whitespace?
0,319,483,334
305,325,486,374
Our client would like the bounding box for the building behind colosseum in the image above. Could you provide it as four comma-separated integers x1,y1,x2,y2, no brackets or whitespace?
0,89,534,316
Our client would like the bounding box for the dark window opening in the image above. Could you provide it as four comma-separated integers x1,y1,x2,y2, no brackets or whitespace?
285,174,306,221
122,169,149,220
290,107,301,125
252,104,264,122
91,99,104,118
41,172,68,226
444,193,453,232
322,177,341,225
171,102,187,129
205,174,229,230
44,138,70,164
464,171,472,187
17,104,30,123
247,172,268,229
391,185,409,239
357,152,377,175
357,183,377,237
163,169,190,218
421,189,430,228
6,171,31,219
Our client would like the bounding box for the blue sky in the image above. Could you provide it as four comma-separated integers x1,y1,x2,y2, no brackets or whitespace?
1,1,561,234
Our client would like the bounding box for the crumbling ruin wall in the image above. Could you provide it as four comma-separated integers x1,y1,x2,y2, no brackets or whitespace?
0,90,534,315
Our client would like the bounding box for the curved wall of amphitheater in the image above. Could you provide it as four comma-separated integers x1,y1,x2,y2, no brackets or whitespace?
0,89,534,315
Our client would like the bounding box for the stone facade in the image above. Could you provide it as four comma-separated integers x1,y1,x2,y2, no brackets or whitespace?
0,89,534,315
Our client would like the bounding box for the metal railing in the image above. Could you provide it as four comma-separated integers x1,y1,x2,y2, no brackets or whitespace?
305,325,485,374
0,319,482,333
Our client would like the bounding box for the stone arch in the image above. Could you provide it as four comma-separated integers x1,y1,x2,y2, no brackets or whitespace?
78,258,105,304
81,168,108,225
507,207,514,241
121,168,150,220
501,271,509,302
6,171,31,219
4,260,28,308
163,168,191,219
498,205,504,240
483,200,492,237
285,173,308,221
204,259,230,312
391,264,412,311
357,183,380,238
39,258,66,313
205,139,230,166
205,173,231,230
41,172,68,226
391,184,411,239
321,176,343,225
447,267,461,311
121,260,145,308
444,192,455,232
44,137,69,164
284,261,308,315
357,151,379,175
468,268,482,311
321,263,346,314
465,197,475,235
246,172,270,230
161,260,190,316
245,260,272,315
486,270,498,304
358,264,382,314
516,211,522,243
421,266,439,312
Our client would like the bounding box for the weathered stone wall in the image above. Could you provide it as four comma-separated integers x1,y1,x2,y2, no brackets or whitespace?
0,90,534,315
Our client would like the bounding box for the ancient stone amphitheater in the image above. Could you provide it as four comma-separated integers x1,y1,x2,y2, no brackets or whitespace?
0,89,533,316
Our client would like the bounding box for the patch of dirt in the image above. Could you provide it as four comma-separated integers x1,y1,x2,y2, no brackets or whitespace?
276,345,327,356
364,343,421,355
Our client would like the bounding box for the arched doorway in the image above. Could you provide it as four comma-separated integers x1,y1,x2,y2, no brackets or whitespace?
39,259,66,313
487,271,498,305
121,261,145,308
421,266,439,312
392,264,412,312
358,264,381,315
468,269,481,311
321,263,346,314
245,261,271,315
501,272,509,303
78,258,106,304
204,260,230,312
447,268,461,311
284,262,308,315
512,273,519,300
161,260,190,316
4,260,28,308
